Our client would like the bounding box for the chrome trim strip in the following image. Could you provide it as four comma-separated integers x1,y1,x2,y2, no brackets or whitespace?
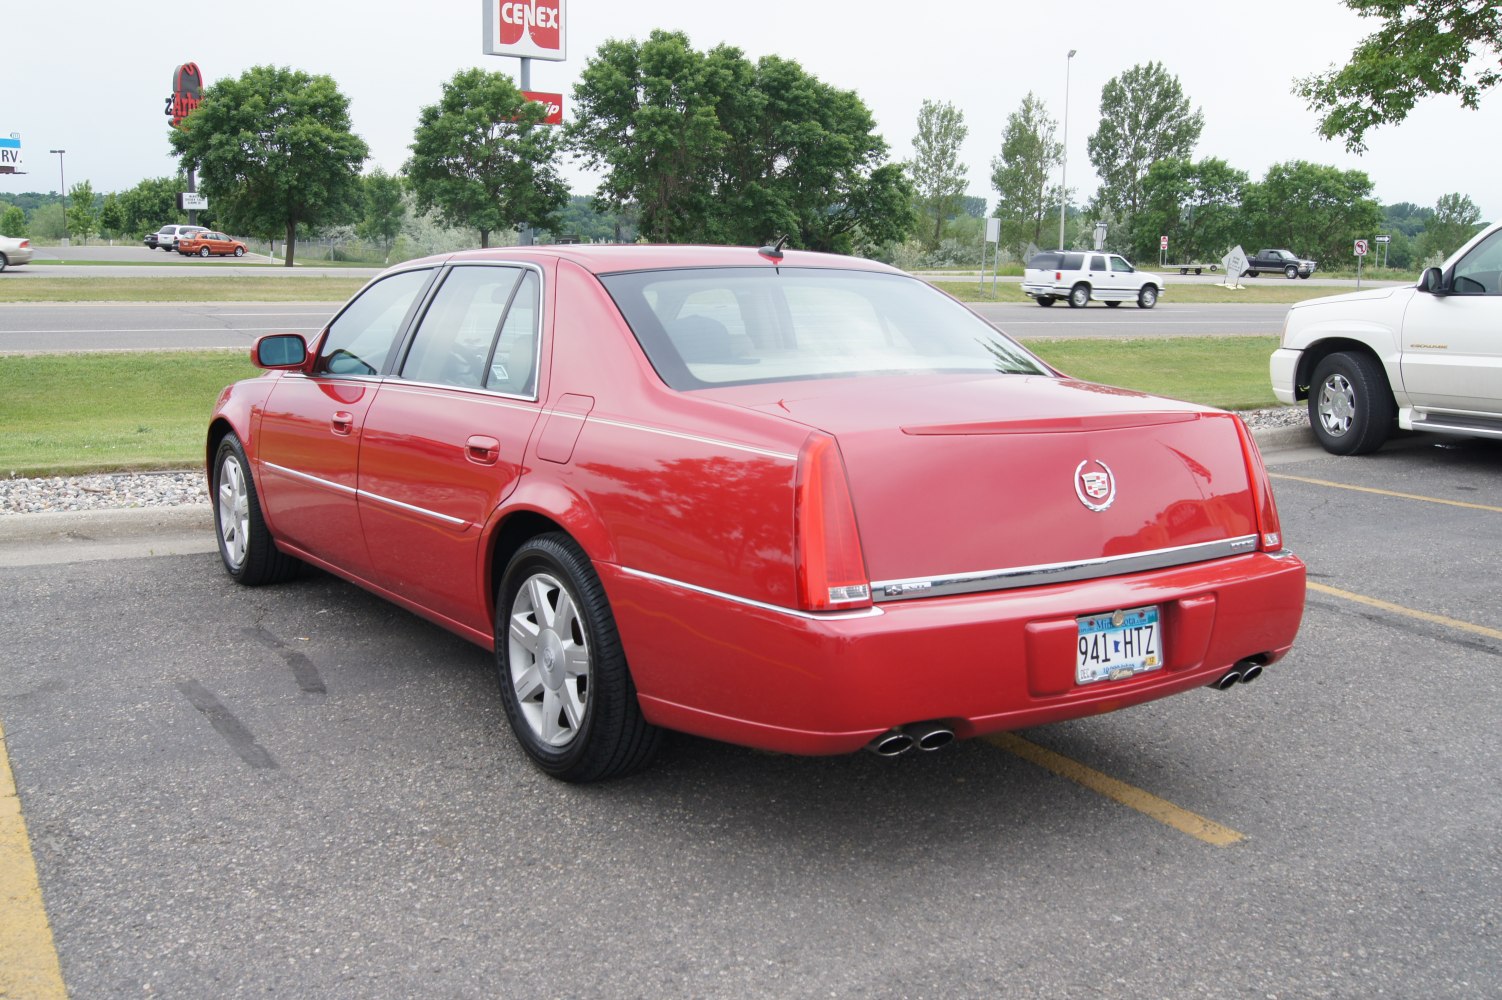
586,417,797,462
619,567,883,621
871,535,1261,602
263,463,468,528
377,381,539,409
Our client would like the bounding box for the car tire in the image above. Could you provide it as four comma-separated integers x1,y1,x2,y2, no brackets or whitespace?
200,246,211,257
1034,296,1055,307
1137,285,1158,309
1308,351,1394,455
1298,272,1310,279
1105,300,1121,308
212,434,300,585
1068,284,1090,308
234,246,245,257
1245,270,1257,278
1284,265,1299,279
0,253,8,273
497,533,662,782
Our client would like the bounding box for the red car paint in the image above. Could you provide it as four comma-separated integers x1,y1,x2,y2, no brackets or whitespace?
209,245,1305,767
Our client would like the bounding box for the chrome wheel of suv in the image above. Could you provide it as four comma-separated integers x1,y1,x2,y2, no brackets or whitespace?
1068,284,1090,308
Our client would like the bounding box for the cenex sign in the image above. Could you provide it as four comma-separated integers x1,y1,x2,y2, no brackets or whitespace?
484,0,566,61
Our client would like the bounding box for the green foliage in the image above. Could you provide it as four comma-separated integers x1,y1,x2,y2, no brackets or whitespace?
991,92,1062,260
540,195,639,243
0,204,25,237
28,203,65,241
97,193,125,240
169,65,369,267
65,180,97,243
1130,157,1247,263
1087,63,1204,220
908,100,969,248
1416,192,1483,261
1241,160,1382,262
1296,0,1502,151
568,30,913,252
118,176,188,237
405,68,568,247
357,168,407,257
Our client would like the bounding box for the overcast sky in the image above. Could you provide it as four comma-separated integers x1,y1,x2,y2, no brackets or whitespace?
4,1,1497,223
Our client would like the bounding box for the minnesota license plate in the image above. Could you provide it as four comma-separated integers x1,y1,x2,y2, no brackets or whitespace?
1076,606,1162,686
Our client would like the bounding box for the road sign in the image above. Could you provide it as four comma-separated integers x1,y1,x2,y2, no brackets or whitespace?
1354,239,1369,256
1374,235,1391,244
1160,235,1168,250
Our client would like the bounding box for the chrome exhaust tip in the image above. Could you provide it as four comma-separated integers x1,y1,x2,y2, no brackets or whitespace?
1238,662,1264,684
903,721,956,752
866,729,915,757
1210,668,1244,691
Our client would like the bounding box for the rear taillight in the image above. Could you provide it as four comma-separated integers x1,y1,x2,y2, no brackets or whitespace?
1234,417,1284,552
794,431,872,611
20,240,30,249
1054,271,1062,280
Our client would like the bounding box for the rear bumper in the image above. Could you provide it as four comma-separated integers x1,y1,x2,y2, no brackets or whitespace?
604,551,1307,755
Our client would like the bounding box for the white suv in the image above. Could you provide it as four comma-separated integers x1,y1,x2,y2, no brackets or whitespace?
1270,219,1502,454
1022,250,1165,309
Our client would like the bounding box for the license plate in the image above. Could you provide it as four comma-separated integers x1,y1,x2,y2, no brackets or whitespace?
1076,606,1162,686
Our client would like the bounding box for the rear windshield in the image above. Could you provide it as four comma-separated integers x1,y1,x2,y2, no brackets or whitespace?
599,267,1050,390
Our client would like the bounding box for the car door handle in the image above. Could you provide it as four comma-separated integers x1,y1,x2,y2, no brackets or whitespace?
330,411,354,435
466,435,501,465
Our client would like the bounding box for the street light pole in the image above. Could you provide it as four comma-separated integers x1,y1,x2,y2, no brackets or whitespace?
1058,50,1076,250
48,149,67,244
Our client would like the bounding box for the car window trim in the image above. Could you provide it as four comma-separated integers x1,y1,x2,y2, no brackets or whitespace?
310,264,441,379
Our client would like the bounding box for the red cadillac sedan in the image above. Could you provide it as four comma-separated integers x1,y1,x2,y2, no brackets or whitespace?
208,244,1306,781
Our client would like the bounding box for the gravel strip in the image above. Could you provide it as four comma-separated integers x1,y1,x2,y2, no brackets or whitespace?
0,407,1309,517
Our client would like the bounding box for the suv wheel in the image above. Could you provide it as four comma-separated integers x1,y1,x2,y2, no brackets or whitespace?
1309,351,1394,455
1137,286,1158,309
1067,284,1090,308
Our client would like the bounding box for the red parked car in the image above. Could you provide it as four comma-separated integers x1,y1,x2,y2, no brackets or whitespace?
208,245,1306,781
178,230,247,257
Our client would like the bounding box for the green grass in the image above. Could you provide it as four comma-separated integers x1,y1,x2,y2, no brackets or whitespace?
0,351,260,477
0,340,1283,477
0,277,366,303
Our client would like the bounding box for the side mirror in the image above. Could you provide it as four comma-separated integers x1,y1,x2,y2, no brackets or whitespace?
251,333,309,370
1418,267,1448,296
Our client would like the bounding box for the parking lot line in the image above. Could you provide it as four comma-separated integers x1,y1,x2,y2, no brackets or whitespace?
1271,474,1502,513
1308,581,1502,642
0,721,68,1000
985,732,1246,847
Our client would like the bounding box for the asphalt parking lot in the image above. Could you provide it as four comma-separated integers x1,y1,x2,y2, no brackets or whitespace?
2,434,1499,999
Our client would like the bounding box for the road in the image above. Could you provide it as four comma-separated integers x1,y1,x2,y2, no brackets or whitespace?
2,435,1499,998
0,300,1291,354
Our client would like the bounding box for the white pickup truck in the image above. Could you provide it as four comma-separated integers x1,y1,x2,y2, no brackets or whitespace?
1270,219,1502,454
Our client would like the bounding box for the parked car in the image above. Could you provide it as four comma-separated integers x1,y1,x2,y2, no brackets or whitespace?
178,231,247,258
0,234,33,271
146,224,206,252
209,244,1306,781
1271,219,1502,454
1243,249,1317,279
1022,250,1166,308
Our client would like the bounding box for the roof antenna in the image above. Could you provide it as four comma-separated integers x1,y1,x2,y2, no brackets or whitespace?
759,235,788,261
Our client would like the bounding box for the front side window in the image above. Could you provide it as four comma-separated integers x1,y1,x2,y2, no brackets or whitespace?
1110,256,1135,273
316,267,434,377
1452,229,1502,296
601,267,1051,390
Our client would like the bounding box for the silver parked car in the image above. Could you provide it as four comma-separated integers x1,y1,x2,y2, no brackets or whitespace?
0,234,33,271
147,224,207,252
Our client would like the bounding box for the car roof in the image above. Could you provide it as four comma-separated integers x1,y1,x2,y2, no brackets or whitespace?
398,244,902,276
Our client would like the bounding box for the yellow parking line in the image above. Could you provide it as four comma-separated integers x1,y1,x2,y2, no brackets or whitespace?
1270,473,1502,513
1308,581,1502,642
985,732,1245,847
0,720,68,1000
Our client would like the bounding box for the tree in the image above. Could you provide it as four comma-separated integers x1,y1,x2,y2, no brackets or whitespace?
169,65,369,267
406,68,568,248
1296,0,1502,152
357,168,407,260
28,203,65,241
98,193,125,242
908,100,969,248
1418,192,1483,260
569,30,913,251
1086,62,1203,221
1130,157,1247,263
1241,160,1382,262
991,92,1062,260
0,204,26,237
118,176,187,238
65,181,97,244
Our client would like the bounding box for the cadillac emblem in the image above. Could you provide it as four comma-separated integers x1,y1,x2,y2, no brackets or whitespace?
1074,460,1116,512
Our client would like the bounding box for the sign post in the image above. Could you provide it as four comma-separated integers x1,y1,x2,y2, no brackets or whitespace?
166,63,204,225
1159,234,1168,268
1375,233,1391,268
483,1,567,244
1354,238,1369,289
984,217,1000,295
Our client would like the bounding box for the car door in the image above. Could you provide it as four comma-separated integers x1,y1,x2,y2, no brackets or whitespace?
1398,227,1502,416
1105,255,1138,299
357,262,547,631
254,265,437,579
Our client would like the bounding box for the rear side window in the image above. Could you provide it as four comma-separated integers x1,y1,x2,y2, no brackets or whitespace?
1027,252,1061,270
1061,252,1086,270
